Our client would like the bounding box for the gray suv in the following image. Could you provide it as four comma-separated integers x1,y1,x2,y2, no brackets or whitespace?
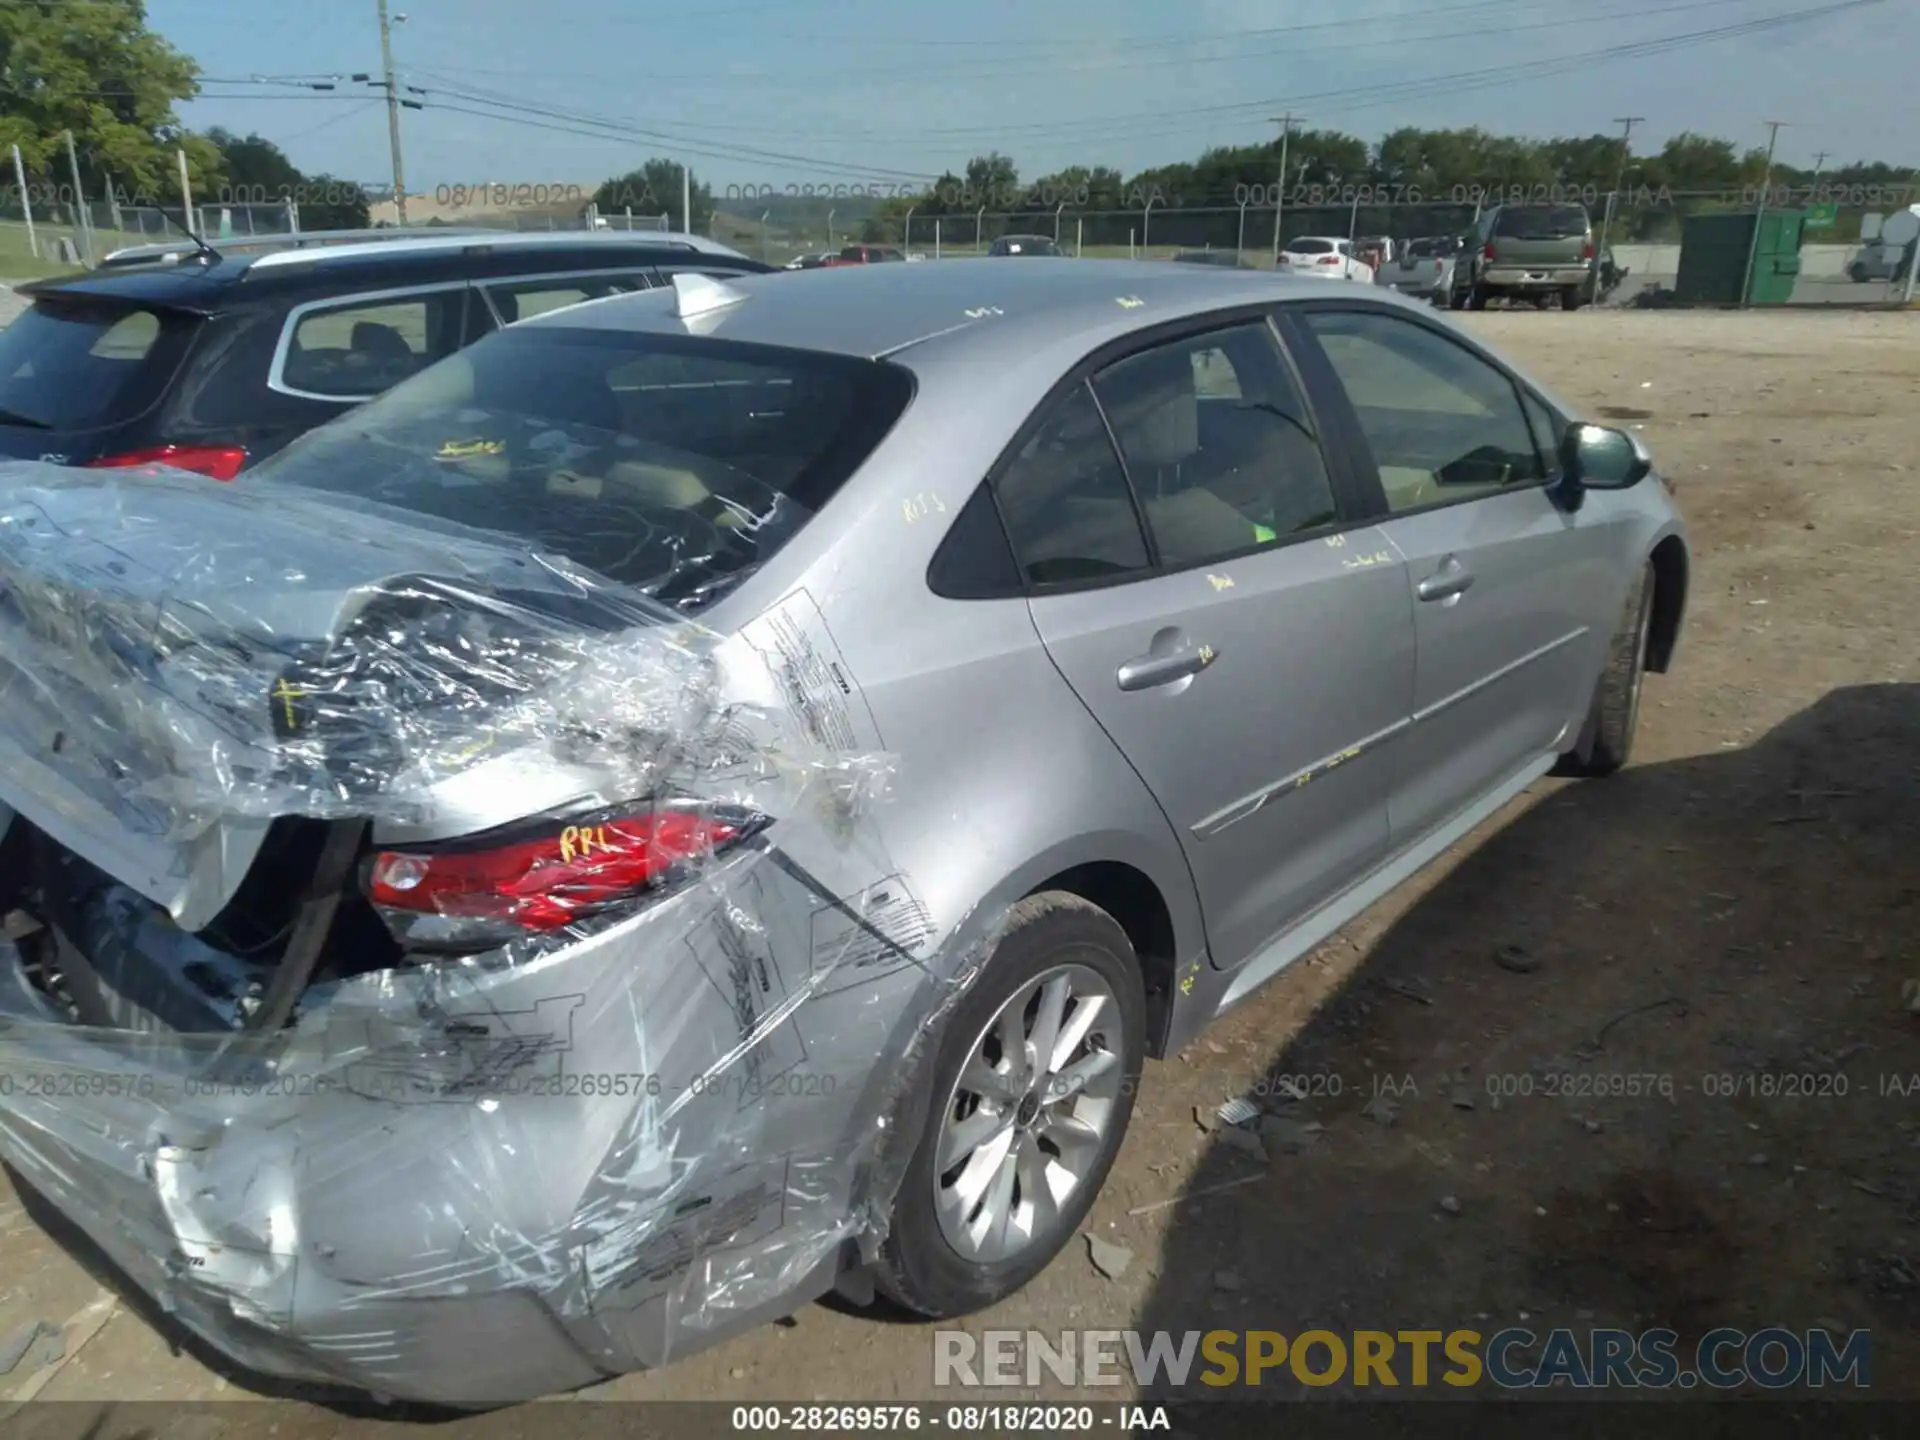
0,260,1688,1405
1451,203,1596,310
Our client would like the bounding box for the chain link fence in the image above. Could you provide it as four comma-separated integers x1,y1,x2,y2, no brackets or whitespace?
7,181,1913,305
765,188,1912,304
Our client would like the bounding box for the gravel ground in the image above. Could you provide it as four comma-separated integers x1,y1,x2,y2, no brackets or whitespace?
0,303,1916,1429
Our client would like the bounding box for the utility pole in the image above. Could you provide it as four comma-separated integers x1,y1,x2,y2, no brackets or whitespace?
1594,115,1643,287
1810,150,1829,180
1740,119,1788,308
377,1,408,226
1270,112,1302,264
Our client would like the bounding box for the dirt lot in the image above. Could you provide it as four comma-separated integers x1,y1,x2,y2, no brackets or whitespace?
1,304,1916,1429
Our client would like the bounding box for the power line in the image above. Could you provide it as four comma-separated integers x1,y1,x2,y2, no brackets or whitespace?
383,0,1870,169
873,0,1889,143
411,0,1754,92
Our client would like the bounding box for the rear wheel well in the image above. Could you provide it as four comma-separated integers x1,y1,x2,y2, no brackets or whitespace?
1646,536,1688,672
1025,862,1178,1058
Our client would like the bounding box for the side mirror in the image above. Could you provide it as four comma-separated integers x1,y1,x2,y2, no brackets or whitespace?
1558,422,1652,492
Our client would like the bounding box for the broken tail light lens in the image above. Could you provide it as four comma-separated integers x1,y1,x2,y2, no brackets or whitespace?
366,803,765,940
87,444,248,481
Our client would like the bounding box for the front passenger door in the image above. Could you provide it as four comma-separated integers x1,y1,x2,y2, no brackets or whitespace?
1293,307,1621,851
1004,319,1415,971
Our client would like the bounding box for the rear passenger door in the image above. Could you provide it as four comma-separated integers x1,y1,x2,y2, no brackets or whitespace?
1003,315,1416,971
1289,304,1620,851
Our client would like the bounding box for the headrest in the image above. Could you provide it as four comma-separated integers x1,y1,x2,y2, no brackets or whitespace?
1098,348,1198,471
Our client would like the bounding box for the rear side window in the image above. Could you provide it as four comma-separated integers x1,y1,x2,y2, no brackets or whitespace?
1493,206,1590,239
251,327,914,613
1092,323,1337,566
0,298,196,431
277,289,466,400
483,272,652,325
994,383,1150,586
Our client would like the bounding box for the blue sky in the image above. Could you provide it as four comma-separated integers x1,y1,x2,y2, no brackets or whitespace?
148,0,1913,195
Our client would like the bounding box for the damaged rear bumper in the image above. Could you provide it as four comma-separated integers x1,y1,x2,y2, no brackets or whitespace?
0,846,944,1404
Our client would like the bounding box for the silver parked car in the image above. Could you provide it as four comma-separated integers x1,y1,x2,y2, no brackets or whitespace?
0,260,1689,1405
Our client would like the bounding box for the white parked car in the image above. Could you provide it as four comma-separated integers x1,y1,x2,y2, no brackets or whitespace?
1276,236,1373,281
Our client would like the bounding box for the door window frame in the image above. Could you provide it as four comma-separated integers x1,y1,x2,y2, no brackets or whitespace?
1277,297,1569,523
946,303,1382,600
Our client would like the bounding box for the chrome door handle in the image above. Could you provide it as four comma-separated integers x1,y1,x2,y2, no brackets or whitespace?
1416,565,1475,602
1117,643,1219,692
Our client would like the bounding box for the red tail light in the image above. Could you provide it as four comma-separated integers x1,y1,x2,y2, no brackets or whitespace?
88,444,247,481
1317,254,1340,266
1482,242,1496,261
1581,240,1596,262
367,805,761,936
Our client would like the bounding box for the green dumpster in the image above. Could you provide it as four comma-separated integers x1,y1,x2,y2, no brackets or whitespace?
1673,209,1805,305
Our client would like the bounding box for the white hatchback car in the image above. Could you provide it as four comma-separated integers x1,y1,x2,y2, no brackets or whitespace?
1277,236,1373,281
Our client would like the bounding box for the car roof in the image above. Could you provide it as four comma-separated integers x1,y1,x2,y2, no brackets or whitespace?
19,230,758,311
523,257,1340,366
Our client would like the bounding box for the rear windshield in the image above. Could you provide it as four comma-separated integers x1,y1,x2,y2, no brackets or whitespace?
0,297,196,432
249,325,915,613
1493,206,1590,239
1286,238,1336,254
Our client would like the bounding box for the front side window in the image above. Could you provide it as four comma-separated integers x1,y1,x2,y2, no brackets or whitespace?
278,289,466,399
1091,322,1337,567
251,327,913,612
1301,309,1545,513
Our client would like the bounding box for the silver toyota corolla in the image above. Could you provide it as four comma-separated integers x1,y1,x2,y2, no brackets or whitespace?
0,259,1688,1404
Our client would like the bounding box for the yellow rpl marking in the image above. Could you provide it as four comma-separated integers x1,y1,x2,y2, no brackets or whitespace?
271,677,306,730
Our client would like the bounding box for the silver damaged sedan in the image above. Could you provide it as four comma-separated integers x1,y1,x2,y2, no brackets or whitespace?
0,259,1689,1404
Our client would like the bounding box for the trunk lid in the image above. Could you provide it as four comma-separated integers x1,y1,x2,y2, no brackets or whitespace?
0,462,713,931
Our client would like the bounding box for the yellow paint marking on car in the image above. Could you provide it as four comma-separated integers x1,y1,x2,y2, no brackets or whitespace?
436,438,505,460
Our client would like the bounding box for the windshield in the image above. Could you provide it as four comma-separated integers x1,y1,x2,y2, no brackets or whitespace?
1285,238,1335,255
0,297,197,432
249,326,915,614
1494,205,1590,240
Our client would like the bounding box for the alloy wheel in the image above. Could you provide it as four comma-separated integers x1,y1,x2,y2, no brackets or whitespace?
932,963,1125,1264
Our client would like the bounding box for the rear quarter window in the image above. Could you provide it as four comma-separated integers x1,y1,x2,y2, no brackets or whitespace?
0,297,197,432
1493,206,1591,239
251,326,915,613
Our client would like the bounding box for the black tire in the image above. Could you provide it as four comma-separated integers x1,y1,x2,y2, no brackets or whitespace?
1531,293,1551,310
1466,283,1490,311
875,892,1146,1318
1447,282,1468,311
1561,286,1585,311
1556,561,1654,778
